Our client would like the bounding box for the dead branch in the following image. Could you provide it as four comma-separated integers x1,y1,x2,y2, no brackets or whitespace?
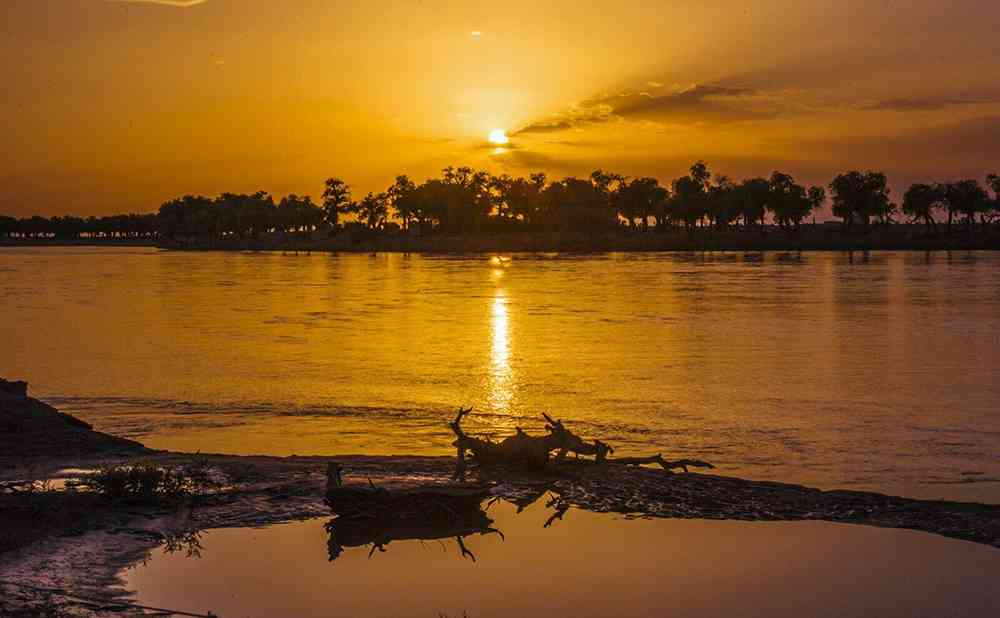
608,454,715,473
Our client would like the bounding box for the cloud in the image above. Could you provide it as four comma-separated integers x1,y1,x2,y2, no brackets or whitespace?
105,0,208,7
591,85,762,120
514,84,773,135
788,115,1000,181
862,96,990,112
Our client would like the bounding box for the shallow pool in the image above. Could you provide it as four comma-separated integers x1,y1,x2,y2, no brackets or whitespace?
122,495,1000,618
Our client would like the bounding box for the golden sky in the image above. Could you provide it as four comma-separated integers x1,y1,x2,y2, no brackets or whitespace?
2,0,999,216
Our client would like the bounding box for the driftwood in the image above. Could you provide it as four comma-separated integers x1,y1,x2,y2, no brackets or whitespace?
450,407,714,479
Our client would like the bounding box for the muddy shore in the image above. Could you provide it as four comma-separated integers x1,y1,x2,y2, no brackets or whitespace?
2,383,999,616
4,226,1000,252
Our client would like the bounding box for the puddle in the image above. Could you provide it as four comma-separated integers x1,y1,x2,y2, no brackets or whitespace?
1,467,99,493
122,494,1000,618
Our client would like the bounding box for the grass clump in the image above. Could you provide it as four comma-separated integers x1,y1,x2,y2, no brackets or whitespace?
81,457,221,503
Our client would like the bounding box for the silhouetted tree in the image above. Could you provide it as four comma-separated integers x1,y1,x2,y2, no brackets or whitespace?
702,175,738,229
671,162,712,230
828,171,891,230
902,183,944,233
540,177,616,231
987,174,1000,225
217,191,274,238
322,178,352,229
277,194,322,235
942,180,989,233
495,172,547,226
356,192,389,230
0,215,17,238
733,177,771,230
807,186,826,224
387,175,418,231
616,177,666,230
590,169,627,226
158,195,215,239
768,172,813,228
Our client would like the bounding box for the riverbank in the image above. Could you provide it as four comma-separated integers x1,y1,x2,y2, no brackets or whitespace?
4,225,1000,252
0,238,156,248
2,382,999,615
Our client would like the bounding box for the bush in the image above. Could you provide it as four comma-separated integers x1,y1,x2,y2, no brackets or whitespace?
81,462,202,502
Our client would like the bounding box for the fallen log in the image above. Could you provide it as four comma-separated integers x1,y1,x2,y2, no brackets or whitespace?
449,408,713,478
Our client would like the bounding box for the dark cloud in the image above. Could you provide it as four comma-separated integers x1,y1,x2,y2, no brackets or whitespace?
515,84,773,135
787,115,1000,184
589,85,758,119
862,96,989,112
516,118,584,135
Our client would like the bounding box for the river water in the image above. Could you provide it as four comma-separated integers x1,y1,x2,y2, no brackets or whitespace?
2,247,998,501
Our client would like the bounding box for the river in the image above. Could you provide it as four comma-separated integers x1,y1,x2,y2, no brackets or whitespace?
2,247,998,501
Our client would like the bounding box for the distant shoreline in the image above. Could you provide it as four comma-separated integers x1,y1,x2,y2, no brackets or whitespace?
3,227,1000,252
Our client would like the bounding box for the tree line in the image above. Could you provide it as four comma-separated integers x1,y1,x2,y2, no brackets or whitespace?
2,163,999,240
0,213,157,240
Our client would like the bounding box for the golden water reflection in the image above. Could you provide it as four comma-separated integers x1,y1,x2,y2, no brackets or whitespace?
488,263,513,416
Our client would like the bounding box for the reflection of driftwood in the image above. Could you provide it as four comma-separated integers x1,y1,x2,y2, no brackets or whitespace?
325,467,500,561
450,407,713,479
325,480,501,562
324,510,503,562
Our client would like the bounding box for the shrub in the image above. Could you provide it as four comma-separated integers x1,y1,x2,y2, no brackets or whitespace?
81,462,193,502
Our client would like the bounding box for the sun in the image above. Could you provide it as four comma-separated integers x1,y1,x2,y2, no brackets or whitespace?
488,128,509,145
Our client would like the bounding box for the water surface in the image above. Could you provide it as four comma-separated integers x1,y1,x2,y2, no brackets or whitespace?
2,247,999,500
122,498,1000,618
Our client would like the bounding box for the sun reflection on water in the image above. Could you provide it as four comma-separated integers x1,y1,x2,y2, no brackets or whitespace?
488,268,513,415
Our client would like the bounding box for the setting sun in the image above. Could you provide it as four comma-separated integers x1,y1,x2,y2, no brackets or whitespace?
488,129,510,145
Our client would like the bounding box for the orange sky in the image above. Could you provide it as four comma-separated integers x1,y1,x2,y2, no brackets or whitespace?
2,0,999,216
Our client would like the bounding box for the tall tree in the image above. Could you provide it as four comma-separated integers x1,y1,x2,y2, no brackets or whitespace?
616,177,667,230
828,171,891,230
767,172,812,228
706,175,738,228
942,180,989,233
807,186,826,224
356,192,389,230
670,162,712,230
734,177,771,229
986,174,1000,224
902,183,944,233
322,178,352,229
387,175,418,231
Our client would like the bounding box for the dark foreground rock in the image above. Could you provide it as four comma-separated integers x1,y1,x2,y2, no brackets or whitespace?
0,379,149,464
